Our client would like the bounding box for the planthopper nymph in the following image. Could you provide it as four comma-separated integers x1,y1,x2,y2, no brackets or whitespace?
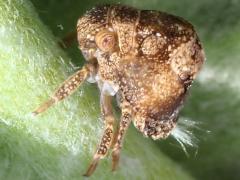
33,4,205,176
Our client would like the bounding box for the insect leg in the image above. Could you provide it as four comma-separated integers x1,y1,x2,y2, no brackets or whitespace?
111,105,132,171
84,94,115,176
32,64,93,116
58,31,77,49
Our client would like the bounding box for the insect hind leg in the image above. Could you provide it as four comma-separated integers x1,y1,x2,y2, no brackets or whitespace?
111,104,132,171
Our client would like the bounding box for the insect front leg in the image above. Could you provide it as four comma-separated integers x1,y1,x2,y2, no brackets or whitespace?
58,31,77,49
32,63,94,115
111,104,132,171
84,94,116,176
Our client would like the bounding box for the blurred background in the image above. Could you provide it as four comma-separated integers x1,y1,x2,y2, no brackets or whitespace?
1,0,240,179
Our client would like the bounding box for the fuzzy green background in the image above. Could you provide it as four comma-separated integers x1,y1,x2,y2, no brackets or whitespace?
0,0,240,180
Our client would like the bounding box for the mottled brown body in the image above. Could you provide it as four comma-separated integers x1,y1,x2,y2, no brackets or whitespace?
77,5,204,139
33,4,205,176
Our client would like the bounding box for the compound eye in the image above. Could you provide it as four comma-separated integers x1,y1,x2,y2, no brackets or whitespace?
95,30,117,52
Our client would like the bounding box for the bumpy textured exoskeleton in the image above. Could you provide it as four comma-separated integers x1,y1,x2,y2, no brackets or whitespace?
33,5,205,176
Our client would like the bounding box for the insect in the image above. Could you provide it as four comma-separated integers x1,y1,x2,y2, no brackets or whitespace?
33,4,205,176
